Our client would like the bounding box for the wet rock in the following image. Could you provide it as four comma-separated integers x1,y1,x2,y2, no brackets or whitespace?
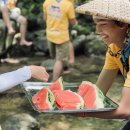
33,30,49,54
74,55,105,74
84,33,107,56
88,55,105,66
73,34,86,55
2,113,40,130
40,121,70,130
41,59,55,72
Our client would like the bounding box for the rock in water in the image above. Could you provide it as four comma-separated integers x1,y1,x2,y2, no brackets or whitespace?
2,113,40,130
41,59,55,72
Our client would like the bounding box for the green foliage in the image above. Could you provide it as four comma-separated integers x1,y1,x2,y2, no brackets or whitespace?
74,1,106,56
17,0,45,30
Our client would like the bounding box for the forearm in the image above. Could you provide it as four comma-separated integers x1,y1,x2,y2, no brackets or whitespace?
96,69,118,95
88,108,128,119
0,66,31,92
86,86,130,119
88,111,119,119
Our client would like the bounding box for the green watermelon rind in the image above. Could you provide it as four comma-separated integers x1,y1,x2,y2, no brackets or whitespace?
93,84,105,108
46,88,56,110
58,77,64,90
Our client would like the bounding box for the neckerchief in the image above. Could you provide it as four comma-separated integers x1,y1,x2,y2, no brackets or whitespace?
121,31,130,74
107,31,130,79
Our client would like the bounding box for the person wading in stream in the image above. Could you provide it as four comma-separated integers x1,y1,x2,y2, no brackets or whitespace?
43,0,77,81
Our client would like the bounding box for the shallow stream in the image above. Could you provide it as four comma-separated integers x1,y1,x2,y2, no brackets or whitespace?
0,56,127,130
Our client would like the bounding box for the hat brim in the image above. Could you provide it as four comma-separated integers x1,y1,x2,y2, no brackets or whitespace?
76,0,130,24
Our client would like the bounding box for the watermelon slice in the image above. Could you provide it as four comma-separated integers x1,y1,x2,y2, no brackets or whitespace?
77,81,105,109
49,77,64,94
54,90,84,110
32,88,55,111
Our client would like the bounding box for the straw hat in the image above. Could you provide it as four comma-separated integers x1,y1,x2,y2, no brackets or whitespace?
76,0,130,24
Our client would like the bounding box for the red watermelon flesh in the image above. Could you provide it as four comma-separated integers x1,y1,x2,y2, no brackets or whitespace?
49,77,64,94
32,88,47,104
54,90,84,110
77,81,93,97
32,88,55,111
77,81,105,109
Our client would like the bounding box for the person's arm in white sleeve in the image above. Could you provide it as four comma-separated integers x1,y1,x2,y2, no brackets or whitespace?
0,65,49,93
0,66,31,92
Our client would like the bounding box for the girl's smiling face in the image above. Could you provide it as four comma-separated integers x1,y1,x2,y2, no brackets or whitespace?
93,17,128,48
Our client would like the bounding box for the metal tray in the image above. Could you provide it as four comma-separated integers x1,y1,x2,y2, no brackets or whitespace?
21,82,118,113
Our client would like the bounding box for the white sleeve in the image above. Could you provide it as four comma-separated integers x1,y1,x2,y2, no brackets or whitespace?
0,66,31,93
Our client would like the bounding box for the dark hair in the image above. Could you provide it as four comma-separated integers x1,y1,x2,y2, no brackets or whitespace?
114,20,130,27
114,21,125,27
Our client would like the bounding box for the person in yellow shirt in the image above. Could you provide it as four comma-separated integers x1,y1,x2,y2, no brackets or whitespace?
75,0,130,129
43,0,77,81
69,0,74,4
0,0,32,46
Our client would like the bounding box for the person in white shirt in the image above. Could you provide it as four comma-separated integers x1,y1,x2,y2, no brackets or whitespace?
0,65,49,92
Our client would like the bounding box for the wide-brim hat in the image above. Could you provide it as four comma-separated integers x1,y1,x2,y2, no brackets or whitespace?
76,0,130,24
